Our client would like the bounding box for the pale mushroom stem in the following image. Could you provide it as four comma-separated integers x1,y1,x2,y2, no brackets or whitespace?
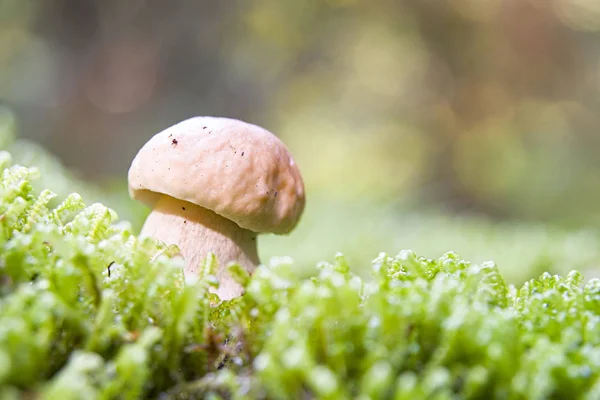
140,194,259,300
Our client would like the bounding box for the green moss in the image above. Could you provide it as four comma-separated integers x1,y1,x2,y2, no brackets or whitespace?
0,152,599,399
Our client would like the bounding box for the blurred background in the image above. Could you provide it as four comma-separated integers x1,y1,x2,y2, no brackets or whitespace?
2,0,600,283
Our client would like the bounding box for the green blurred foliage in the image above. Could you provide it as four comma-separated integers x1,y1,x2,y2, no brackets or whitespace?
260,195,600,285
232,0,600,227
2,0,600,229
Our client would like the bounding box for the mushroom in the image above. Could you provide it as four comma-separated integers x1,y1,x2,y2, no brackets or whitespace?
127,116,305,299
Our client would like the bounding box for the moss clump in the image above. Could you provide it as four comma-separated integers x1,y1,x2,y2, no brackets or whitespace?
0,151,599,399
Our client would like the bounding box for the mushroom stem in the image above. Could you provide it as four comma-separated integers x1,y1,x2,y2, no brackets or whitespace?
140,194,259,300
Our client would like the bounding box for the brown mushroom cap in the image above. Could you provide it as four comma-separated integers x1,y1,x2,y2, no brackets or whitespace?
128,116,305,234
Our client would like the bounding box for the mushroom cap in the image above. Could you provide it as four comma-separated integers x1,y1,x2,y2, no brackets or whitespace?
128,116,305,234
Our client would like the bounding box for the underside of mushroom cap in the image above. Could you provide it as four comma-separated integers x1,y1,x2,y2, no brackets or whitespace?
128,116,305,234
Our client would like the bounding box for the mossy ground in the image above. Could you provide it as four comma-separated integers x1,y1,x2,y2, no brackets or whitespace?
1,151,600,399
